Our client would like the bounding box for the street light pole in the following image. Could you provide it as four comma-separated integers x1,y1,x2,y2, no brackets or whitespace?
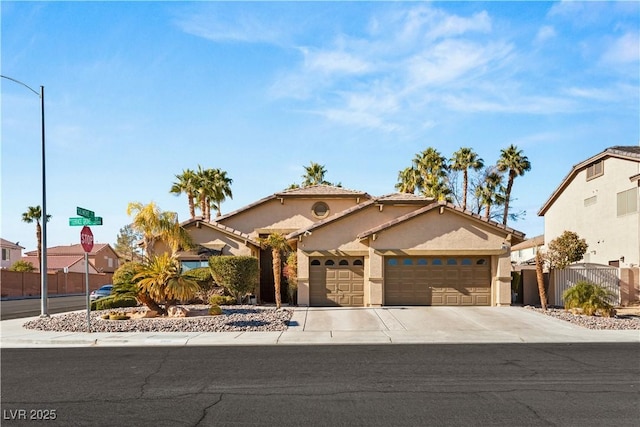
1,75,48,317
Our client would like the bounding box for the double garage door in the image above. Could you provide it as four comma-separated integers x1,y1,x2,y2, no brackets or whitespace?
385,256,491,306
310,257,364,307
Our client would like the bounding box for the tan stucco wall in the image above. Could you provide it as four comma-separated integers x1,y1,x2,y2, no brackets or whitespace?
219,197,363,238
544,157,640,267
184,225,254,257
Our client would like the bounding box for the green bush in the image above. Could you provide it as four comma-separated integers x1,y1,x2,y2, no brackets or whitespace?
208,304,223,316
209,294,237,306
112,261,144,298
185,267,219,303
108,313,131,321
563,281,616,316
9,260,36,272
91,295,139,311
209,256,258,304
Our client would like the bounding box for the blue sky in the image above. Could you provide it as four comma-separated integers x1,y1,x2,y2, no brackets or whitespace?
2,1,638,253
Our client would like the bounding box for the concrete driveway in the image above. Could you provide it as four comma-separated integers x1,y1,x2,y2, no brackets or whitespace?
284,306,640,344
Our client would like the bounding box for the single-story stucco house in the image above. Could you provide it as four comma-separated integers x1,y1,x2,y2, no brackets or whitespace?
174,185,525,307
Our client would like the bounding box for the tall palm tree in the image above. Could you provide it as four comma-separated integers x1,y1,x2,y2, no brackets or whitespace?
126,202,192,256
450,147,484,211
170,168,198,219
302,162,328,187
259,233,291,309
412,147,451,200
475,168,505,220
21,205,51,272
209,168,233,218
395,166,422,194
497,145,531,225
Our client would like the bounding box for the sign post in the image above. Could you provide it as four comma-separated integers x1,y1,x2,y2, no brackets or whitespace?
80,225,94,332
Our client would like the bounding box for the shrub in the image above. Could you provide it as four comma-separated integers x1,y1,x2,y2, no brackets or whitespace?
209,256,259,304
284,251,298,306
9,260,35,272
112,261,144,298
108,313,130,321
563,281,616,316
209,294,237,306
185,267,218,303
91,295,139,311
208,304,223,316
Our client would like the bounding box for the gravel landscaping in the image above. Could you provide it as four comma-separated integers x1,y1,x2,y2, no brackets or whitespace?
525,306,640,330
23,305,293,333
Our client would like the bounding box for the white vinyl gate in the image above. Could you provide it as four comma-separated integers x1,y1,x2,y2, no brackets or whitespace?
552,267,620,306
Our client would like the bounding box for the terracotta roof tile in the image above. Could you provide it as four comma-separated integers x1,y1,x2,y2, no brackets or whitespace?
375,193,435,203
25,243,110,257
21,255,98,272
276,184,370,197
511,235,544,250
1,238,24,249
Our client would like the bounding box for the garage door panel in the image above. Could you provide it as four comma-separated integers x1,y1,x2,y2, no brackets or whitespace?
385,256,491,306
309,258,365,307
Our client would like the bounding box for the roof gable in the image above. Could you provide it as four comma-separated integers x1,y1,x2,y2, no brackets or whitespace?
186,221,260,247
286,199,377,239
1,238,24,249
538,145,640,216
357,201,525,242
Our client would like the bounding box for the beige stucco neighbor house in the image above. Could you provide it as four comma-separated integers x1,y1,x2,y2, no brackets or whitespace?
1,238,25,269
179,185,525,307
538,146,640,268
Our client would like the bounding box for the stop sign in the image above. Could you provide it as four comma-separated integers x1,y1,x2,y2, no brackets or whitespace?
80,226,94,253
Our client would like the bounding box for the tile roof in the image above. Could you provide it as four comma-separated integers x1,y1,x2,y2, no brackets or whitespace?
195,221,260,247
25,243,111,257
357,201,526,241
511,235,544,251
21,255,98,272
275,184,371,197
1,238,24,249
375,193,435,203
538,145,640,215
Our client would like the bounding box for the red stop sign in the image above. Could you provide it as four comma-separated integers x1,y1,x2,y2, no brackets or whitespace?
80,226,94,253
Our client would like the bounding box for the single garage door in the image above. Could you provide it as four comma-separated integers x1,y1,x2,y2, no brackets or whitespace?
384,256,491,306
310,257,365,306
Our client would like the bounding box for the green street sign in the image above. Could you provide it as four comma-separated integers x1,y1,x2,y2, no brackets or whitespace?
69,217,103,226
76,207,95,219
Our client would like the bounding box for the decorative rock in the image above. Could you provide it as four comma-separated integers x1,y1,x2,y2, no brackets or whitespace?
168,306,189,318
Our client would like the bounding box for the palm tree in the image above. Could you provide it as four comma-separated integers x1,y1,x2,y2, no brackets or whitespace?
450,147,484,211
395,166,422,194
302,162,328,186
170,168,199,219
209,168,233,218
412,147,451,200
126,202,192,256
21,205,51,272
259,233,291,309
475,168,505,220
134,253,199,315
497,145,531,225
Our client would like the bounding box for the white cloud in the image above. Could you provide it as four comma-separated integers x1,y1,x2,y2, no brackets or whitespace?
601,32,640,64
535,25,556,44
302,48,372,75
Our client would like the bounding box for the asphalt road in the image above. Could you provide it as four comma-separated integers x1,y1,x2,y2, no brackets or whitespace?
1,343,638,426
0,296,88,320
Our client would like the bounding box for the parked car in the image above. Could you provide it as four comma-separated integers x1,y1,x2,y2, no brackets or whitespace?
90,284,113,301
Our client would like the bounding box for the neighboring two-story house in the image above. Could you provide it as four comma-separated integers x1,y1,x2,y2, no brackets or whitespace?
510,235,544,267
173,184,525,307
538,146,640,267
1,238,25,269
23,243,121,273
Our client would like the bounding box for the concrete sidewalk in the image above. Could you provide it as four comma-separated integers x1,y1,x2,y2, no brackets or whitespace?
1,307,638,348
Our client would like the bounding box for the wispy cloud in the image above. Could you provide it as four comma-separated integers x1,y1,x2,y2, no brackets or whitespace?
534,25,556,44
601,32,640,64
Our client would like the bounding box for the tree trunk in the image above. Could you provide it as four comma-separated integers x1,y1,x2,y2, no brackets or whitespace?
535,250,548,310
272,249,282,309
502,172,515,225
462,170,468,211
188,195,196,219
138,292,167,316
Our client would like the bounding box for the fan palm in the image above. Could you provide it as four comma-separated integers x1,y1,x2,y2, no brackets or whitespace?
259,233,291,309
302,162,328,187
412,148,451,200
395,166,422,194
475,168,505,220
450,147,484,211
21,205,51,271
497,145,531,225
170,168,198,219
126,202,192,256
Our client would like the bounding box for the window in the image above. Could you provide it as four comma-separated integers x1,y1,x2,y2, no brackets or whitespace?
387,259,398,266
403,258,413,265
311,202,330,219
584,196,597,207
417,258,427,265
446,258,457,265
180,260,208,272
586,160,604,180
311,259,321,266
324,259,335,266
476,258,487,265
107,258,113,268
1,248,9,261
461,258,472,265
432,258,443,265
617,188,638,216
353,259,363,266
339,259,349,266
